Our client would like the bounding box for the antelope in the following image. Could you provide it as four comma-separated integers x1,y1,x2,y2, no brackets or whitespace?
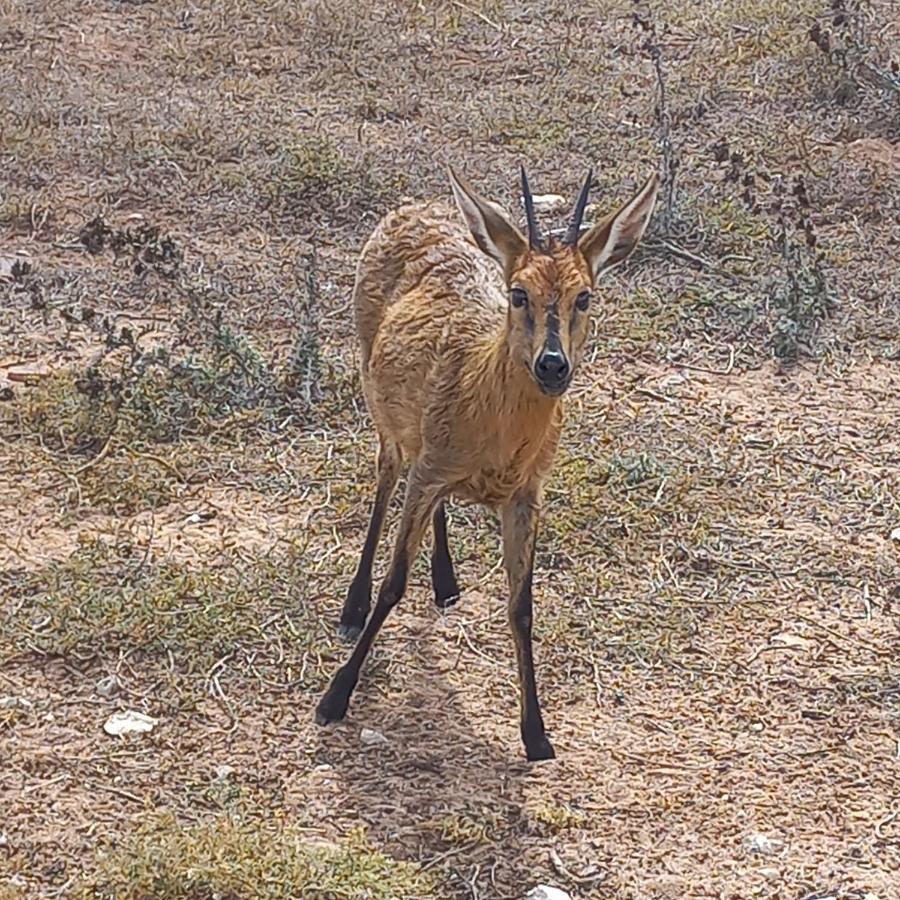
315,164,659,760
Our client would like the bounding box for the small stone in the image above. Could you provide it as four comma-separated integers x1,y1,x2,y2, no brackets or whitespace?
759,867,780,880
525,887,572,900
360,727,388,746
214,764,234,780
0,696,32,710
0,832,8,847
96,675,119,698
0,256,30,280
890,526,900,541
529,194,567,213
749,722,764,732
103,710,158,736
746,833,782,854
659,371,690,389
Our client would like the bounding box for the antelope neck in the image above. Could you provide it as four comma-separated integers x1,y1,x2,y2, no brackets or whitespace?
479,324,560,424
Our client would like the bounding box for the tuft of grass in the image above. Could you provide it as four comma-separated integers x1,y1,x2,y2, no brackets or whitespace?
768,177,837,362
0,189,54,235
431,810,505,846
488,113,569,155
83,814,437,900
3,362,270,516
276,134,348,197
69,447,196,517
9,371,120,455
269,132,407,224
530,801,587,834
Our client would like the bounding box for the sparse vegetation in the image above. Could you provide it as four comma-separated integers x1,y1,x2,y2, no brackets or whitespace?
1,0,898,896
432,810,506,847
530,802,587,834
769,176,836,362
0,538,334,711
84,814,436,900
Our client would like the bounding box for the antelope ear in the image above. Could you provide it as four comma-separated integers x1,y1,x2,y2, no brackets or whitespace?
578,174,659,280
448,166,527,275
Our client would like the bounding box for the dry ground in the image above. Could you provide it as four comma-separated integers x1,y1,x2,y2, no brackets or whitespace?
1,1,899,898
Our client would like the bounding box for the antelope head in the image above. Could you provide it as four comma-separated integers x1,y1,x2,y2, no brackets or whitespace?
448,165,659,396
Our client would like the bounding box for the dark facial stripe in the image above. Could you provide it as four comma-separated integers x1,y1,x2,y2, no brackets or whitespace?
544,303,562,352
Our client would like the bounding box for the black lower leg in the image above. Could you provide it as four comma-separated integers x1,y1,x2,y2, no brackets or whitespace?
431,502,460,608
339,455,397,641
316,553,408,725
502,488,554,762
512,586,554,761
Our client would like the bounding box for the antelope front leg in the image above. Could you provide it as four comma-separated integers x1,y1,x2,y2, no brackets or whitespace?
316,470,443,726
501,487,555,761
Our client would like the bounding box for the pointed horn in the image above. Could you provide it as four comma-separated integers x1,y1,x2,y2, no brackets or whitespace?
520,165,542,250
563,168,593,245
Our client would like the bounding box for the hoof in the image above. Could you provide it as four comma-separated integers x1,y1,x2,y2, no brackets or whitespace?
315,691,349,726
433,573,461,609
434,589,461,610
337,622,362,644
525,736,556,762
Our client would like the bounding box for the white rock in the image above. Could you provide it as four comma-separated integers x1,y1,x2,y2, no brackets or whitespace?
0,696,33,710
759,866,780,880
96,675,119,697
529,194,567,213
360,727,388,746
749,722,764,732
103,710,158,736
214,764,235,780
525,887,572,900
890,526,900,541
0,256,30,279
659,371,690,389
746,833,782,854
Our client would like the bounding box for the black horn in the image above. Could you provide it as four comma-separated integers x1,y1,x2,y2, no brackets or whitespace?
520,165,543,250
563,168,593,245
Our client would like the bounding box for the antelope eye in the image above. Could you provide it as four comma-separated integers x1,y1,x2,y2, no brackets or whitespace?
510,288,528,309
575,291,591,311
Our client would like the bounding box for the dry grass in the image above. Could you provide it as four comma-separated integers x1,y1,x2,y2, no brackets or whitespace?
1,0,899,897
83,814,435,899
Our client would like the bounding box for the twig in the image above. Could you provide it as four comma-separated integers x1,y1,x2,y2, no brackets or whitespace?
793,612,889,657
69,433,115,475
655,238,750,281
137,450,186,482
549,847,607,886
635,387,675,403
450,0,501,30
672,345,736,376
97,783,146,805
874,806,899,841
420,841,481,873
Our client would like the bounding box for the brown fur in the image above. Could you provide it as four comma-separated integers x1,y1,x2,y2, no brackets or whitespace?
316,169,659,760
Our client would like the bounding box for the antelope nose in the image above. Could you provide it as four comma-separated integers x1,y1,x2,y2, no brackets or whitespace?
534,350,570,386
